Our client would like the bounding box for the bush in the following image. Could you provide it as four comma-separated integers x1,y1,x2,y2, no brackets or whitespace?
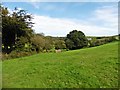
89,37,117,47
2,50,36,60
55,40,66,49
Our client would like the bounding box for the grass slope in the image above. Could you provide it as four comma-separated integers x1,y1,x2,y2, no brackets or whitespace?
2,42,118,88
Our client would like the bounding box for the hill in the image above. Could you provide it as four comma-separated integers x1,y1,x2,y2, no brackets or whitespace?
2,41,118,88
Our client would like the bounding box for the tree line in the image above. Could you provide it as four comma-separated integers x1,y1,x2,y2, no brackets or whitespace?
2,6,118,59
1,6,88,59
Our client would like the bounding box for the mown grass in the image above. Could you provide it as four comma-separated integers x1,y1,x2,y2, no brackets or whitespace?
2,41,119,88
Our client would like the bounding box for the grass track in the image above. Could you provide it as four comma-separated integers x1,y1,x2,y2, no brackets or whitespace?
2,42,118,88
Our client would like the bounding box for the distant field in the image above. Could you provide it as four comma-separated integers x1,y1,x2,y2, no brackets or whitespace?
2,42,118,88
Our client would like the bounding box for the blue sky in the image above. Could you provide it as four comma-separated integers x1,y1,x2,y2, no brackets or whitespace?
2,2,118,36
2,2,116,19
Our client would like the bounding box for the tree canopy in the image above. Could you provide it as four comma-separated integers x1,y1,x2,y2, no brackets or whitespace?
2,6,34,53
65,30,88,50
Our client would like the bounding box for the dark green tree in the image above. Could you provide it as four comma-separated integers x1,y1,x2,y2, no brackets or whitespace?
2,6,34,53
65,38,74,50
65,30,88,50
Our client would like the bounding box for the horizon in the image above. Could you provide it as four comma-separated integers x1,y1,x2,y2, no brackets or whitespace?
2,1,118,37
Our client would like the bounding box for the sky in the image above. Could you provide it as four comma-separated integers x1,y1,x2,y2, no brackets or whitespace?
2,1,118,37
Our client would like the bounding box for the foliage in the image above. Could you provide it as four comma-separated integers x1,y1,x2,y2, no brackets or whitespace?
65,39,74,50
2,50,36,60
44,36,54,52
89,36,118,47
54,40,66,49
65,30,88,50
15,36,29,51
30,35,45,53
2,6,33,53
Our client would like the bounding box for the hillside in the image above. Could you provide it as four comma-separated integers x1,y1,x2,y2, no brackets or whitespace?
2,41,118,88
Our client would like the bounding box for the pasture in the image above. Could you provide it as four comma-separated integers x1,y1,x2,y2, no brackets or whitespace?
2,42,118,88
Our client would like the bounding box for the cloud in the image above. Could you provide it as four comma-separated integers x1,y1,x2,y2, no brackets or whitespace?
29,2,55,10
29,2,40,9
28,2,65,12
32,13,117,37
7,8,13,14
17,7,23,10
32,4,118,37
27,0,118,12
93,5,118,28
4,2,117,37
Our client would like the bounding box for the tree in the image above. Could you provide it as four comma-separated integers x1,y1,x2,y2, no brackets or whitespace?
30,35,45,53
65,30,88,50
44,36,54,52
55,40,66,49
2,6,34,53
65,39,74,50
15,36,29,52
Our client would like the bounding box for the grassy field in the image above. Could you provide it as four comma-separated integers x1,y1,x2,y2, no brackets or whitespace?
2,42,118,88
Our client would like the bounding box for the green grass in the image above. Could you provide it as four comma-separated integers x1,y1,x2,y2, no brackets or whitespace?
2,42,119,88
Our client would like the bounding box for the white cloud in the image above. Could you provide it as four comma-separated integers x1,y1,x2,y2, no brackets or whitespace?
4,3,118,37
29,2,40,9
17,7,23,10
7,8,13,14
93,5,118,28
28,2,65,12
28,2,118,38
31,4,118,37
32,13,118,37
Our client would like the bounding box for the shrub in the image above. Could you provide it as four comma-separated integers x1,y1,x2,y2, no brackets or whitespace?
2,50,36,60
89,37,117,47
